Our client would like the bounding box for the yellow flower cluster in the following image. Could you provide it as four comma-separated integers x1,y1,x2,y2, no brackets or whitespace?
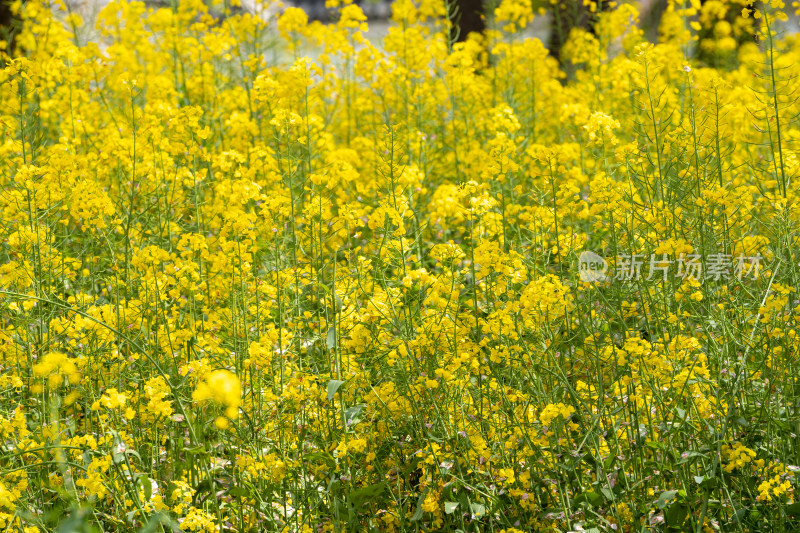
192,369,241,428
722,442,757,472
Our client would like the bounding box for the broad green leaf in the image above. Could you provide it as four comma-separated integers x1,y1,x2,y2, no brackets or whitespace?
327,379,345,401
657,490,678,509
344,404,365,424
470,502,486,517
326,327,337,350
786,502,800,516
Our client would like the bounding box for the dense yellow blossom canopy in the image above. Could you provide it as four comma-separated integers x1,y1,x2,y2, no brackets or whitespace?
1,0,800,531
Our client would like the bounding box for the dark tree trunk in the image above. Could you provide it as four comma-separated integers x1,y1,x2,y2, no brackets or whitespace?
547,1,612,64
451,0,485,43
0,0,18,56
695,0,760,66
642,0,668,43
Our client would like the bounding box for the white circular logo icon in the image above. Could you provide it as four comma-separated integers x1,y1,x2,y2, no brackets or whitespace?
579,250,608,282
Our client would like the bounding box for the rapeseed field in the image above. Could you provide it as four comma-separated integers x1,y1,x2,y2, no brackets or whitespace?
2,0,800,530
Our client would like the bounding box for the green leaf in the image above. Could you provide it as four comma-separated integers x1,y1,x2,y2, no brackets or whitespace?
349,482,387,509
410,490,428,521
344,404,365,425
305,451,336,469
603,454,617,470
192,479,213,504
657,490,678,509
126,449,142,463
228,486,250,498
444,501,459,514
56,507,98,533
665,502,689,527
676,450,707,464
183,445,206,455
470,502,486,517
787,502,800,516
327,379,345,401
327,478,342,496
573,490,604,507
140,474,152,502
326,327,337,350
139,513,178,533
